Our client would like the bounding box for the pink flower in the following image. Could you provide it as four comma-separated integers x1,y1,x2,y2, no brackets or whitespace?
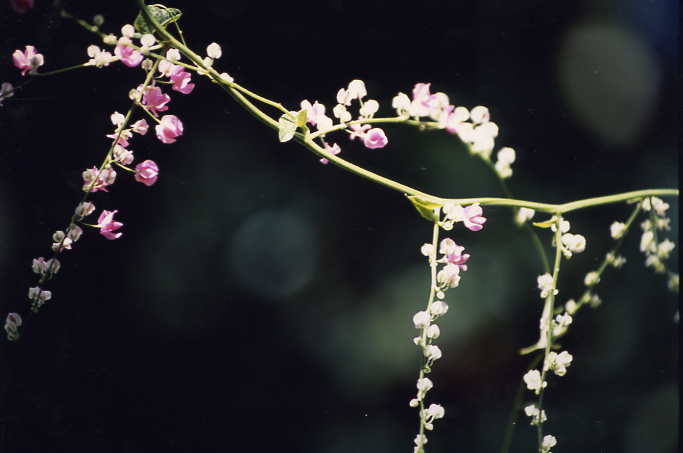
300,100,326,126
134,160,159,186
131,119,149,135
348,123,370,141
96,210,123,240
112,145,134,165
320,142,341,165
106,129,132,147
142,86,170,116
12,45,44,76
9,0,33,14
461,203,487,231
362,127,388,149
155,115,184,144
82,166,117,192
114,44,143,67
169,66,195,94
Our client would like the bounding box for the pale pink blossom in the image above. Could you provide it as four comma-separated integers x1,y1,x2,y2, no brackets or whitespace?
439,238,470,271
106,129,132,147
169,65,195,94
114,44,143,67
362,128,388,149
300,100,326,126
142,86,171,116
346,124,369,141
155,115,184,144
131,119,149,135
96,210,123,240
10,0,34,13
444,203,487,231
320,142,341,165
112,145,134,165
4,312,23,341
82,166,117,192
12,45,44,76
134,160,159,186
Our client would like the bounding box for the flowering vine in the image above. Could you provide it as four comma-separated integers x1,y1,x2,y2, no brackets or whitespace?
0,3,678,453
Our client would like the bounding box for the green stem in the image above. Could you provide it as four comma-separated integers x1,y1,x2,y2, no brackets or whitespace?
535,215,564,450
136,1,678,217
31,63,90,77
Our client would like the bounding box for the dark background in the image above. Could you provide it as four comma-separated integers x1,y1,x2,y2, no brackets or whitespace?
0,0,678,452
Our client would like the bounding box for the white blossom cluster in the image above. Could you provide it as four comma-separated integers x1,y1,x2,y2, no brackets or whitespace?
639,197,676,277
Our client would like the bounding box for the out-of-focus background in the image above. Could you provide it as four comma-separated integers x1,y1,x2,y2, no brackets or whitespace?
0,0,678,452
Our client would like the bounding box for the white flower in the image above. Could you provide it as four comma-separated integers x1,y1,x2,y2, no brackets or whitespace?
392,92,411,115
347,79,367,99
425,345,442,361
668,273,679,292
206,42,222,59
409,398,419,407
417,377,433,393
612,255,626,268
437,263,461,288
497,146,515,164
516,207,535,225
657,239,675,259
537,273,557,298
425,403,445,419
332,103,352,122
589,293,602,308
545,350,573,376
562,233,586,254
430,301,449,316
110,111,125,126
610,221,626,239
640,231,656,253
523,369,547,394
140,33,155,47
642,197,670,216
413,311,430,329
219,72,234,84
420,243,434,257
414,434,428,447
426,324,440,339
564,299,578,314
524,404,547,425
555,313,572,327
102,34,117,45
86,45,115,68
494,159,512,179
359,99,379,118
121,24,135,38
470,105,490,124
166,48,181,61
550,219,571,233
584,271,600,287
542,434,557,451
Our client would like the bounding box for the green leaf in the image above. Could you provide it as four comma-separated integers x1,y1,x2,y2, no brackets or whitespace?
134,4,183,35
406,195,441,222
532,216,557,228
295,109,307,128
278,114,297,142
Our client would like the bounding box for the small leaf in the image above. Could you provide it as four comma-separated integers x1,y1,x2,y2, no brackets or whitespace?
134,4,183,35
278,114,297,142
407,195,441,222
295,109,307,127
532,217,557,228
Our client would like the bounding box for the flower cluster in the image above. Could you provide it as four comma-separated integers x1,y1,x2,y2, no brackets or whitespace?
639,197,676,277
409,205,486,451
300,79,389,165
392,83,516,177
